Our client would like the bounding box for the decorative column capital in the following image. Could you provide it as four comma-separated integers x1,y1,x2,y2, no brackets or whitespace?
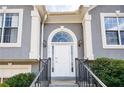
82,13,92,24
31,7,41,21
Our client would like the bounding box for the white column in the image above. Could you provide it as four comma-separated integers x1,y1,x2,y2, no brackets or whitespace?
29,8,41,59
82,13,94,60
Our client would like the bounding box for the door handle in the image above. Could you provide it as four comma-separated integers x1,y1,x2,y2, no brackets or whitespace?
71,67,73,72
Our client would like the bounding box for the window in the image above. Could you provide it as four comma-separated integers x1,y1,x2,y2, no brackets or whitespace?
0,13,18,43
52,31,73,42
101,13,124,48
0,13,3,43
0,8,23,47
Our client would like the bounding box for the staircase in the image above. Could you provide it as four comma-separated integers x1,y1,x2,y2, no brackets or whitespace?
49,80,78,87
30,58,106,87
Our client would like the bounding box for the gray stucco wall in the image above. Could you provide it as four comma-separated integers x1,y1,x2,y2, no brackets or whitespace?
43,23,84,59
31,63,39,75
89,5,124,59
0,5,33,59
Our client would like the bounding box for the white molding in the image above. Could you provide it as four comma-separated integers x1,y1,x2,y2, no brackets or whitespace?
115,10,120,15
0,8,23,47
82,13,94,60
47,26,78,77
48,26,77,43
103,45,124,49
46,14,82,23
29,7,41,59
47,26,78,58
31,6,41,20
100,12,124,49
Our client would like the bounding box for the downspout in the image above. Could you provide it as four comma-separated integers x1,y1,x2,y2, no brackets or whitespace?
41,14,48,59
39,14,48,71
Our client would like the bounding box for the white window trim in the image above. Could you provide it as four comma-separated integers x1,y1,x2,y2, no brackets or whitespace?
0,8,23,47
100,12,124,49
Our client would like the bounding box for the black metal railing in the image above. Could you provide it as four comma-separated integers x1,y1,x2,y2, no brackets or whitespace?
75,58,106,87
30,58,51,87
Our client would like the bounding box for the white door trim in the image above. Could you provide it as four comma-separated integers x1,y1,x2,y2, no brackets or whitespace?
47,26,78,58
47,26,78,77
48,26,77,43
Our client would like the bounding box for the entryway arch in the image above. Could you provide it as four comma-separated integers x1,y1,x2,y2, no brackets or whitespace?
48,26,78,79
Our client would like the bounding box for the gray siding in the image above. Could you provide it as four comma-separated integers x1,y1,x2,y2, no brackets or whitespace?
44,23,84,59
0,5,33,59
89,5,124,59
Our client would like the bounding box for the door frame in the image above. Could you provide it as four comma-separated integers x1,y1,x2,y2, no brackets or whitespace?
47,26,78,77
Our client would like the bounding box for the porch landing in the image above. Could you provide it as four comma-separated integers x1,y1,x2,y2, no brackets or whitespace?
49,80,78,87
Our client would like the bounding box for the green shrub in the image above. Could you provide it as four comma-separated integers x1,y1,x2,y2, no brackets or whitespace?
5,73,35,87
0,83,9,87
92,57,124,87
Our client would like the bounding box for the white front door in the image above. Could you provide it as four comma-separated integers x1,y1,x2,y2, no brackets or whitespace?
51,44,75,77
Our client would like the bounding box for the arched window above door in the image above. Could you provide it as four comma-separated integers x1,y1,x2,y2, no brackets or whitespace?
52,31,73,42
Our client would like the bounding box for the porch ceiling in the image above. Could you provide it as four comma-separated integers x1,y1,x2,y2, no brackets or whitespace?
36,5,91,23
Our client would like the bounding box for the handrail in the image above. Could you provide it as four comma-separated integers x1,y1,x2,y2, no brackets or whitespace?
30,58,51,87
75,58,107,87
83,63,107,87
30,67,44,87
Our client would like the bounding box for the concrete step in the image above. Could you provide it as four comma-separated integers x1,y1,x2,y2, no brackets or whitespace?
49,84,78,87
49,80,78,87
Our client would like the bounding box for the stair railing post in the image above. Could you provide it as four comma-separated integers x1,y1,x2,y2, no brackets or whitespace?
75,58,78,84
48,58,51,84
